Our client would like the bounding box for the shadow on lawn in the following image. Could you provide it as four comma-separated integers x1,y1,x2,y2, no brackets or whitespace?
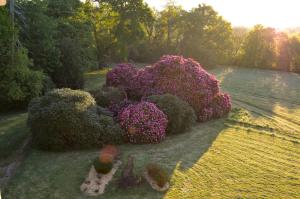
2,119,227,199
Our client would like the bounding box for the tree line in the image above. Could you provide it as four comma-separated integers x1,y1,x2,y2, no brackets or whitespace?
1,0,300,110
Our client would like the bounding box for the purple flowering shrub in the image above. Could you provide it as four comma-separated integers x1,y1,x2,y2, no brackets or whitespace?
106,63,138,98
198,93,231,122
108,100,135,121
106,64,158,100
119,102,168,144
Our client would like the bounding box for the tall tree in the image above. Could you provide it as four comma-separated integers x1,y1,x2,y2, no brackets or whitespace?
240,25,276,68
179,4,233,67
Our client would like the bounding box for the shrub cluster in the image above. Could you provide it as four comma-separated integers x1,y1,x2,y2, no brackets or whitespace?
90,86,126,108
119,102,168,144
105,55,231,122
146,94,196,135
28,88,123,150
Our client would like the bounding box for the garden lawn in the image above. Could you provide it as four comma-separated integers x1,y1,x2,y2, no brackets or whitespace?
0,112,28,164
2,67,300,198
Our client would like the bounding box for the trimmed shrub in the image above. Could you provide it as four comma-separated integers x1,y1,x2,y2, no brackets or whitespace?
28,88,123,150
90,86,126,108
146,163,169,188
119,102,168,144
99,115,124,145
146,94,196,134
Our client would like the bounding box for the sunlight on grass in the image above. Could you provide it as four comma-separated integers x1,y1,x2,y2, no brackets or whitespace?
165,128,300,199
84,68,111,91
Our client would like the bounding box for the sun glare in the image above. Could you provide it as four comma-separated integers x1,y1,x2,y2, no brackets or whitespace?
145,0,300,29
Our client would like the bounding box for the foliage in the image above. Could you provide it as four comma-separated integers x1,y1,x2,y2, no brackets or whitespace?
18,0,97,89
108,100,135,120
106,63,138,96
93,158,113,174
149,55,221,118
19,0,61,77
199,93,231,122
240,25,277,68
98,114,124,145
146,94,196,135
106,64,159,100
0,8,44,111
288,35,300,73
146,163,169,188
27,88,123,150
178,4,233,66
90,86,126,108
119,102,168,144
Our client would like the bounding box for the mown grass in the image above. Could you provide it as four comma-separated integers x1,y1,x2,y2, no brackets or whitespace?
2,67,300,198
0,112,28,163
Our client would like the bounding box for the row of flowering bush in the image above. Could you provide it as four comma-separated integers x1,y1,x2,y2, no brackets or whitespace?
87,55,232,145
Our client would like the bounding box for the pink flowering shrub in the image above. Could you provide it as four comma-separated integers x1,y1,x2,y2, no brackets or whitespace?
106,64,156,100
210,93,232,118
119,102,168,144
149,55,221,117
108,100,135,121
106,63,138,97
198,93,231,122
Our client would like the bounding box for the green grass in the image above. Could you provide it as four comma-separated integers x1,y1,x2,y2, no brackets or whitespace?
84,67,111,91
2,67,300,198
0,112,28,164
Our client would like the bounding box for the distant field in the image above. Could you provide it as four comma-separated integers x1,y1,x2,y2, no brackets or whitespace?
2,67,300,198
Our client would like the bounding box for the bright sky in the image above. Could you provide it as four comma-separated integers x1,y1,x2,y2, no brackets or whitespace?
144,0,300,29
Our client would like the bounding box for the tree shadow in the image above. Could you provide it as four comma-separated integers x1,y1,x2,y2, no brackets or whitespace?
214,66,300,138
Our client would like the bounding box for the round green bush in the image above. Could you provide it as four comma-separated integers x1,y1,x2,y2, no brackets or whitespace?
146,94,197,135
28,88,123,151
93,158,113,174
90,86,126,108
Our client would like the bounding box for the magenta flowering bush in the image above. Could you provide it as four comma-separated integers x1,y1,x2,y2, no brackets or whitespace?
148,55,222,118
106,63,138,96
210,93,232,118
108,100,135,120
106,64,156,100
198,93,232,122
118,102,168,144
